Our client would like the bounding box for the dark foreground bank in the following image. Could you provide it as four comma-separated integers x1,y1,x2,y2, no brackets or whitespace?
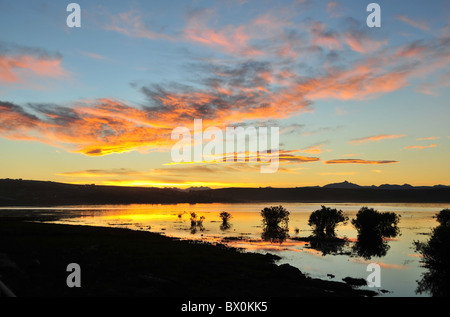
0,218,377,298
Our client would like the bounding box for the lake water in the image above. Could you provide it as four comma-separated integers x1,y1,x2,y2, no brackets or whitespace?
2,202,448,297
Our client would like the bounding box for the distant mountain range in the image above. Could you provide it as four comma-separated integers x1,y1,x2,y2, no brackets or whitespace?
181,181,450,191
321,180,450,190
0,179,449,206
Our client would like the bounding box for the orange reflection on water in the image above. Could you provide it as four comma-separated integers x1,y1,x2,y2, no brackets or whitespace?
350,258,409,270
225,239,308,253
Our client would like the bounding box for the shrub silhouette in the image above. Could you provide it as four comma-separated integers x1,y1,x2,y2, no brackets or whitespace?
308,205,348,238
260,206,290,243
351,207,400,238
261,205,289,228
219,211,232,223
435,208,450,226
219,211,232,231
414,208,450,296
190,212,205,234
351,207,400,259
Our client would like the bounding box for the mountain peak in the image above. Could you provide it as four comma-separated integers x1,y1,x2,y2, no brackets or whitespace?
322,181,361,189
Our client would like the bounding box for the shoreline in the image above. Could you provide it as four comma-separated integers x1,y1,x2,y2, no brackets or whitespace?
2,179,449,207
0,217,378,298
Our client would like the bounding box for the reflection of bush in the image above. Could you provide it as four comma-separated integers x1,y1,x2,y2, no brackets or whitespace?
351,207,400,260
308,236,348,256
261,225,289,244
414,209,450,297
260,206,289,243
352,231,389,259
308,206,348,238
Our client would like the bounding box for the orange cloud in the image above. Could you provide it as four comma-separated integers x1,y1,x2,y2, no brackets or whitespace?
167,150,320,166
349,134,406,145
301,143,331,154
341,153,360,157
324,159,399,164
0,99,172,156
0,91,311,157
416,136,440,140
404,144,437,150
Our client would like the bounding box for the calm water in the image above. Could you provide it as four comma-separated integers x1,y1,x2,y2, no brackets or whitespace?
2,202,448,297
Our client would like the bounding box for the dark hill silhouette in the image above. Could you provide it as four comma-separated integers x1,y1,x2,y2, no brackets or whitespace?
0,179,449,206
322,180,361,189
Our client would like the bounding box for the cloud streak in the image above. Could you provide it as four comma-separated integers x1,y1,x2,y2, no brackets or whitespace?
404,144,437,150
396,15,430,31
324,159,399,164
349,134,407,145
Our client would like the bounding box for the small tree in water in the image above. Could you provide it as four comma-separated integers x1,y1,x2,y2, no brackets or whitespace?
308,205,348,238
219,211,232,231
261,205,289,228
260,206,290,243
190,212,205,234
351,207,400,238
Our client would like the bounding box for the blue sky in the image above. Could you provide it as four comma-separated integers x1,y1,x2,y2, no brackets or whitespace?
0,0,449,187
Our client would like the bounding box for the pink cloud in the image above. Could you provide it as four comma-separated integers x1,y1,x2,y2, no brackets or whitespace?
184,9,263,57
345,32,388,53
0,55,67,84
396,15,430,31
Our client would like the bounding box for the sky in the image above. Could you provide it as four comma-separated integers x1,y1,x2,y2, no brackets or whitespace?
0,0,449,188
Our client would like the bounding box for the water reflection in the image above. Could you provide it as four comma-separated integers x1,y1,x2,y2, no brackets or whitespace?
352,232,390,259
351,207,401,260
414,209,450,297
22,202,450,297
307,235,348,256
261,225,289,244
